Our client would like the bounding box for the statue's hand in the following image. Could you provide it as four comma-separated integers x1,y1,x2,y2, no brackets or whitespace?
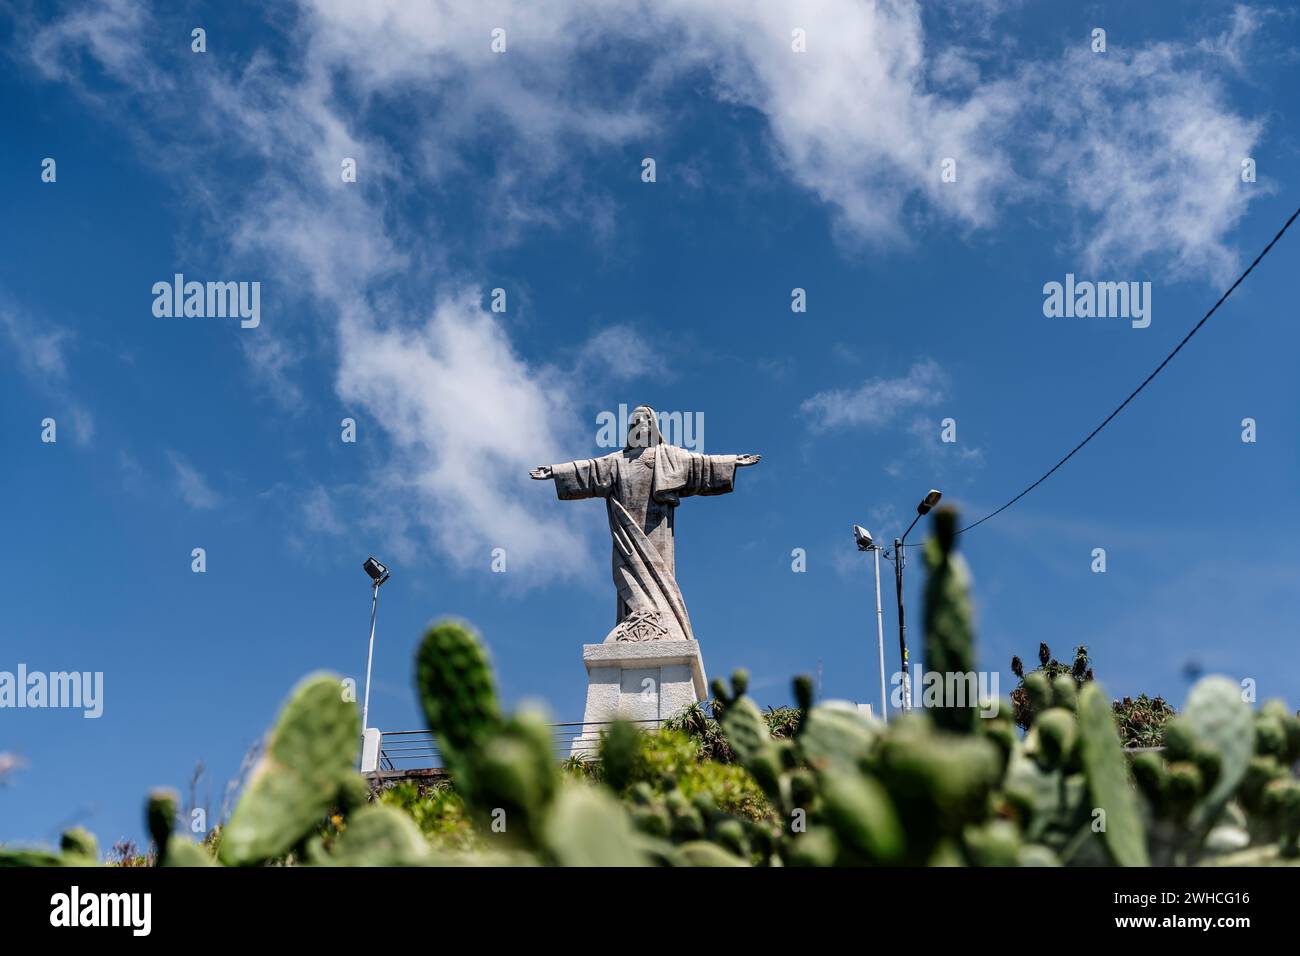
529,466,554,480
736,454,761,467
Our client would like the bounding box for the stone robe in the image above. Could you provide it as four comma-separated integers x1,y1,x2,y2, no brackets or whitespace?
551,444,738,643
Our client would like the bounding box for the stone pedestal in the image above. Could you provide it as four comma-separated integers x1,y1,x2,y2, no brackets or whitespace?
569,640,708,757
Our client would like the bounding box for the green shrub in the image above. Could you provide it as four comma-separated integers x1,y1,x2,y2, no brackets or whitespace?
1009,643,1093,730
377,781,476,852
1112,694,1176,749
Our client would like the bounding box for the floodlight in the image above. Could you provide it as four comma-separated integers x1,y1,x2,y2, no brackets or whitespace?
853,525,875,551
363,556,390,585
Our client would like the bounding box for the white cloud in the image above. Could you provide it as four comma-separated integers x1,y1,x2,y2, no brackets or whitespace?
801,359,946,431
334,289,594,577
169,453,220,510
572,325,673,385
0,751,25,784
301,484,344,536
650,0,1021,244
1196,4,1264,71
24,0,1271,278
0,301,72,379
0,295,95,445
18,0,1275,578
241,333,306,411
1026,42,1266,282
904,415,984,467
27,0,166,93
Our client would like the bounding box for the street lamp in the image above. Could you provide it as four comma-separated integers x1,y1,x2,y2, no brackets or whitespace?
893,489,941,713
361,557,391,733
853,525,888,724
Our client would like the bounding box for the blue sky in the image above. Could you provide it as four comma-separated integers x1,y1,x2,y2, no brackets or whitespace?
2,0,1299,849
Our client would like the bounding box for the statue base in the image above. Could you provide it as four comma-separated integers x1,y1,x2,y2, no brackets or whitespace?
568,640,709,757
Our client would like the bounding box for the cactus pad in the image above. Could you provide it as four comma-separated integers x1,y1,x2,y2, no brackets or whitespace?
415,620,501,762
1077,682,1147,866
219,672,360,866
1183,676,1254,824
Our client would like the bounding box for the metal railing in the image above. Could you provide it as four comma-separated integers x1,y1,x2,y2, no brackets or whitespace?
374,719,666,774
372,724,1164,774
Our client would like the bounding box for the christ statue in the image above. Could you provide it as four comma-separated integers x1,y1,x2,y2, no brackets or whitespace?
531,405,760,644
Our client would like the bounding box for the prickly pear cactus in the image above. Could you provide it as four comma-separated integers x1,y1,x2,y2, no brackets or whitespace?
963,819,1022,866
416,619,501,762
673,840,748,867
16,501,1298,870
876,715,1002,860
1077,682,1148,866
818,768,905,864
59,827,98,862
797,703,880,771
328,804,430,866
1263,779,1300,857
1033,708,1077,770
1051,675,1078,712
544,785,649,866
161,839,215,867
1183,676,1254,825
219,672,360,866
1021,672,1053,727
719,677,783,797
922,507,977,733
0,847,66,867
147,788,178,863
599,719,641,792
471,708,559,847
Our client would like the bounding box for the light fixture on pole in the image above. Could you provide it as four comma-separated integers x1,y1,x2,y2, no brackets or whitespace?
893,489,941,713
853,524,888,724
361,556,391,734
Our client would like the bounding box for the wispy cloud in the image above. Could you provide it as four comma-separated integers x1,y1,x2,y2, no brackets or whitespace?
25,0,1270,276
1196,3,1265,72
334,289,592,578
572,324,674,385
0,304,71,379
1024,40,1267,283
800,359,946,431
241,334,306,411
0,293,95,445
168,453,220,510
300,484,344,536
27,0,168,94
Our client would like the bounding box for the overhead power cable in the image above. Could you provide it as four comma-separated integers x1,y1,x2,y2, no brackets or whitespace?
956,203,1300,538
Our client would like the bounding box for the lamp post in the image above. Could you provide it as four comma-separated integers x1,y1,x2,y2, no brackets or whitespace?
853,525,888,723
360,556,390,733
892,489,941,713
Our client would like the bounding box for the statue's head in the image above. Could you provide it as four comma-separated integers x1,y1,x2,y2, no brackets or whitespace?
626,405,662,449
